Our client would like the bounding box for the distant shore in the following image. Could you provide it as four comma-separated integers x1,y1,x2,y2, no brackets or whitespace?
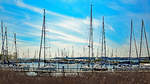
0,70,150,84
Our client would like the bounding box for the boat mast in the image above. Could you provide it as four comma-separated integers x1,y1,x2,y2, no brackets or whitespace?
61,49,63,57
111,49,113,58
129,19,133,64
101,16,106,61
43,9,46,65
1,21,4,63
96,48,98,58
143,20,150,60
139,19,150,62
14,33,17,60
57,48,59,57
72,46,74,57
38,9,46,68
28,48,29,58
5,27,8,62
88,4,93,66
67,48,69,57
132,21,139,59
64,48,66,57
115,48,117,59
103,17,106,59
34,50,36,61
139,20,144,63
101,17,104,58
107,47,109,58
55,51,57,57
49,48,51,58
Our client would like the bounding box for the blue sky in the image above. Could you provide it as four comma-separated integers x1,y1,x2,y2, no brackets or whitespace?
0,0,150,58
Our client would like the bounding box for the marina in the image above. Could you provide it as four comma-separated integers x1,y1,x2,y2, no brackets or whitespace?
1,57,150,77
0,0,150,84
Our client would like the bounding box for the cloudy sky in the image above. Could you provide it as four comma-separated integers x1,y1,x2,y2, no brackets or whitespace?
0,0,150,58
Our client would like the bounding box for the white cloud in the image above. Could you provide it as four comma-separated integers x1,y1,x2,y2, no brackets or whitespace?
16,0,72,19
24,21,102,47
24,22,88,44
49,19,83,34
105,24,115,32
16,0,43,14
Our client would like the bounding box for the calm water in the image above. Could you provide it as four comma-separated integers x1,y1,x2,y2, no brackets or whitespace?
19,62,116,71
18,59,140,72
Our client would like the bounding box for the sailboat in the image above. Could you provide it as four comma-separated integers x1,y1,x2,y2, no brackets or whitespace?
38,9,56,71
81,4,93,71
115,20,134,71
93,16,108,71
139,19,150,69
